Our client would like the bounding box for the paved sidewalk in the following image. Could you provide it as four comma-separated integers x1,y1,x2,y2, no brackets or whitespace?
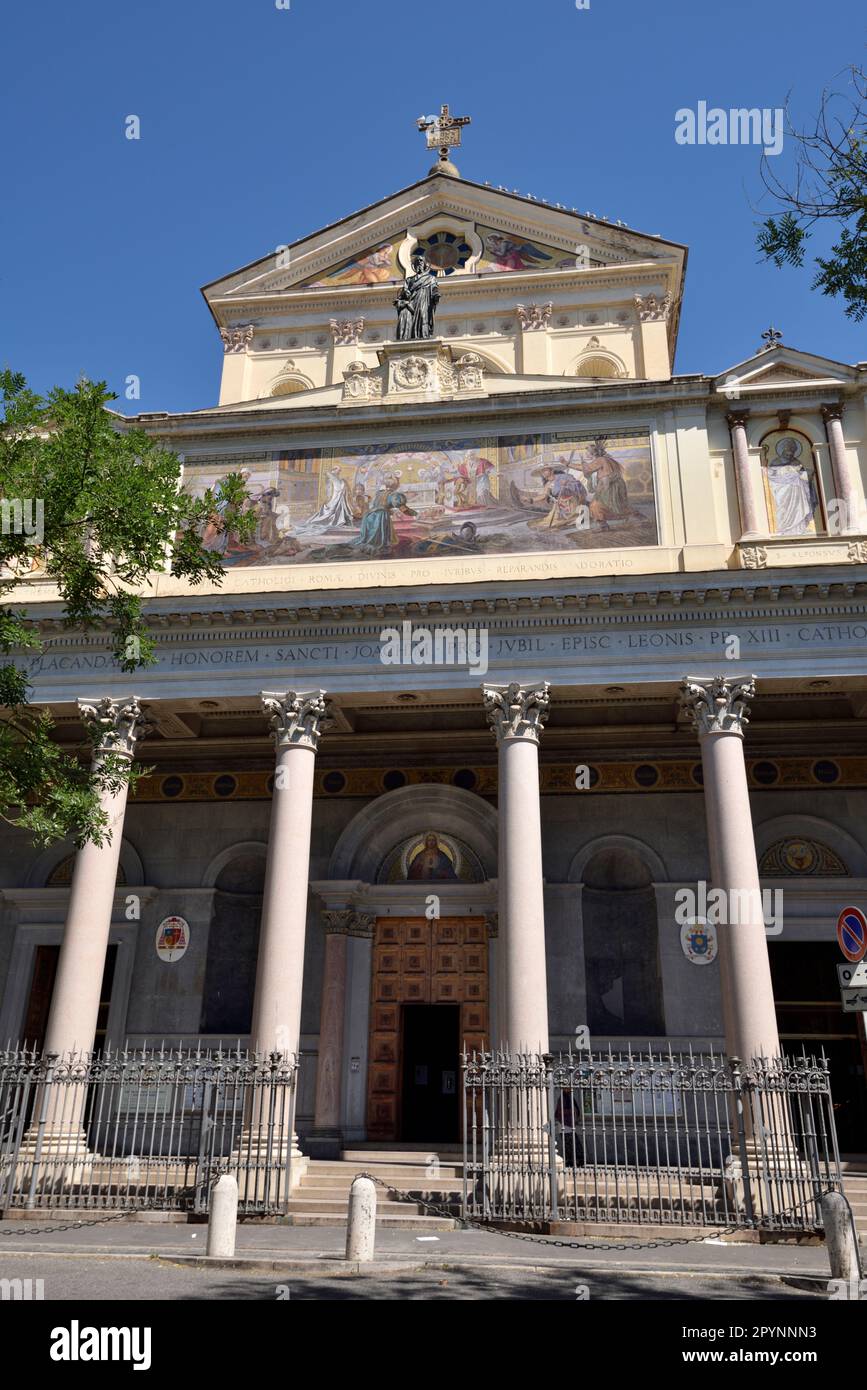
0,1215,849,1281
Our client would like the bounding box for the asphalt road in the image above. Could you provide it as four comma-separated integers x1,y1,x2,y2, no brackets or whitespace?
0,1250,831,1300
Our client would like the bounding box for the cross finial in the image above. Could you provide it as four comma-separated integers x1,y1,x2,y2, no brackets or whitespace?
417,104,471,177
760,325,783,351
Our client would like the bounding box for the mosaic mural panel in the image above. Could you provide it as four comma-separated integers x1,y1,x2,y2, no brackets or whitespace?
181,430,658,567
476,225,577,274
299,239,402,288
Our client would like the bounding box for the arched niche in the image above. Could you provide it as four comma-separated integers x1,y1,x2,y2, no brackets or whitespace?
327,784,497,883
27,837,145,889
754,815,866,876
570,350,626,380
758,425,825,537
200,847,267,1035
573,838,665,1039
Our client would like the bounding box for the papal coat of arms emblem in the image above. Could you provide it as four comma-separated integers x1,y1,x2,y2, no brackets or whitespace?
680,918,718,966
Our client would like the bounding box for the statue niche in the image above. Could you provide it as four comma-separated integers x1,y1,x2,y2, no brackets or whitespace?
395,249,440,341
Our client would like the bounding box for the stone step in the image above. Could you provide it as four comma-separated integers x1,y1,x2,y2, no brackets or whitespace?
310,1163,463,1180
284,1211,456,1230
340,1149,462,1165
286,1196,436,1215
297,1176,463,1196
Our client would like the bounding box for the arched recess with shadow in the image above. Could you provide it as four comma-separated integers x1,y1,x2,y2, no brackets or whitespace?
327,784,497,882
200,845,267,1035
27,838,145,888
571,837,665,1039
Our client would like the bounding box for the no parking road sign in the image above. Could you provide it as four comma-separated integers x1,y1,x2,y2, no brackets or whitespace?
837,906,867,963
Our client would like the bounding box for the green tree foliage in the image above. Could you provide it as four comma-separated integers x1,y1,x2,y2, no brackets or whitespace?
0,370,254,846
757,66,867,321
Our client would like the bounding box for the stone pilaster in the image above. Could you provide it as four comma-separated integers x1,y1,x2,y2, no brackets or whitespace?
726,410,760,538
822,403,860,533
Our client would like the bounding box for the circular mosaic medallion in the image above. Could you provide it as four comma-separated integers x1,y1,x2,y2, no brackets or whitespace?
417,231,473,274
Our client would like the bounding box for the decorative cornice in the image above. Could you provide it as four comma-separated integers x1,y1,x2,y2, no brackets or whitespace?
261,690,329,751
483,681,551,745
208,263,679,321
678,675,756,738
21,570,867,642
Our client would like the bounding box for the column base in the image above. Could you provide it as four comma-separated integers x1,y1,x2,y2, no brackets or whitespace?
231,1130,309,1200
721,1139,817,1221
9,1129,96,1200
305,1129,343,1161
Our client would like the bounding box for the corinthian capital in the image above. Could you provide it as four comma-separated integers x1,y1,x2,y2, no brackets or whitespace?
678,675,756,738
78,696,143,762
321,909,355,936
483,681,551,745
261,690,329,751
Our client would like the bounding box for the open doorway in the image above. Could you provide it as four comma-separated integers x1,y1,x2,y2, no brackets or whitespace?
21,943,118,1054
769,941,867,1155
400,1004,460,1142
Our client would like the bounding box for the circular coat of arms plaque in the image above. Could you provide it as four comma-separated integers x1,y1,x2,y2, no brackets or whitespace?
680,918,718,965
155,915,190,962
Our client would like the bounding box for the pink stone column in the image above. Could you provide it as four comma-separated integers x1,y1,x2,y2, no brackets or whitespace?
727,410,760,538
822,404,859,533
43,697,143,1060
483,683,550,1053
250,691,328,1063
679,676,780,1063
312,911,352,1140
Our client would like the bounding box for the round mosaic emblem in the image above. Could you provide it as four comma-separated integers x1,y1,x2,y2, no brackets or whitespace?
780,839,818,874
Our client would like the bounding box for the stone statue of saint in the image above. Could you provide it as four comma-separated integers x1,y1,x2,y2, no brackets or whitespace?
395,249,440,340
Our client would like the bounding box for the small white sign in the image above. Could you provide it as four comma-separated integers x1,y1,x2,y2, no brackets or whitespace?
155,916,189,962
680,918,718,965
837,961,867,988
840,986,867,1014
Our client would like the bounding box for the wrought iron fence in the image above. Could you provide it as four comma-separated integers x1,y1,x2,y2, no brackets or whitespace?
0,1045,298,1214
462,1046,843,1230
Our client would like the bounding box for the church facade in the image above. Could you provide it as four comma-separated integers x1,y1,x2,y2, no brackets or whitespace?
4,129,867,1157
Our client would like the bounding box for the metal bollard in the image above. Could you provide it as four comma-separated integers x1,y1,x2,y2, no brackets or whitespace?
821,1191,862,1286
207,1174,239,1258
345,1175,377,1262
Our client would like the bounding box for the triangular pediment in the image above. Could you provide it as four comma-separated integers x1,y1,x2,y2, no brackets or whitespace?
714,344,857,393
203,173,686,308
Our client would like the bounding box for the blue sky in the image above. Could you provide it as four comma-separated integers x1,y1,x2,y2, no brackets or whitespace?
3,0,864,414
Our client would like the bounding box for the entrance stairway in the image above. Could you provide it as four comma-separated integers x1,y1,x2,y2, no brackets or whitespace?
283,1148,867,1240
284,1144,462,1229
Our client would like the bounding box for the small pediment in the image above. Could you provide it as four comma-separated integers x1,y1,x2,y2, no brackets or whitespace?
714,344,857,394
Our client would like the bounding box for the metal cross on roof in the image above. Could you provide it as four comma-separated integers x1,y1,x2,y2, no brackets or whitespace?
760,325,783,351
417,104,471,168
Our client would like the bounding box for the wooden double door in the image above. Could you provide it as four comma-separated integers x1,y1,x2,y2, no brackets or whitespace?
367,917,488,1141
